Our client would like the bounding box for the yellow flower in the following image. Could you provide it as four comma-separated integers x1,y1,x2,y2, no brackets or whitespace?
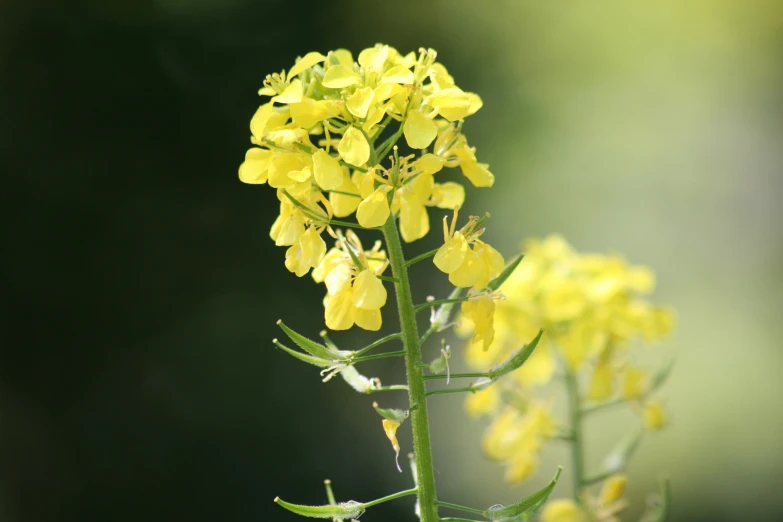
465,386,500,417
598,475,627,506
284,226,326,277
433,211,504,290
461,294,496,351
357,185,391,228
312,148,344,191
404,109,438,149
642,400,668,431
541,499,587,522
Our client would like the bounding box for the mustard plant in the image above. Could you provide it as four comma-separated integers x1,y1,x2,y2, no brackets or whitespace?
238,44,673,522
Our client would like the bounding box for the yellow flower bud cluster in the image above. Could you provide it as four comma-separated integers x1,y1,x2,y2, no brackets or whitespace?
463,235,674,485
541,474,629,522
238,44,498,332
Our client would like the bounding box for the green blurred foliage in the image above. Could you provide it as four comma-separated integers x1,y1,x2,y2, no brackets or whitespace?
1,0,781,521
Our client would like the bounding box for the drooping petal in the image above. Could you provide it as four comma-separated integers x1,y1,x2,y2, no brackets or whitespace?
329,171,361,217
338,127,371,167
381,419,402,472
354,307,382,331
434,232,468,274
430,182,465,209
460,160,495,187
324,288,355,331
356,186,390,228
312,149,343,190
352,270,387,310
249,101,275,140
404,110,438,149
238,148,274,184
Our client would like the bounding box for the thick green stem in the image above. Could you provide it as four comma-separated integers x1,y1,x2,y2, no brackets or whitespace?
382,216,440,522
565,369,585,502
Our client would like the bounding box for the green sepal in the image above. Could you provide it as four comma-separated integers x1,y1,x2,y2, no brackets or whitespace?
428,345,451,375
373,401,409,423
602,425,644,473
639,479,671,522
484,466,562,521
273,339,330,368
274,497,364,519
488,330,544,381
488,254,524,292
277,320,350,361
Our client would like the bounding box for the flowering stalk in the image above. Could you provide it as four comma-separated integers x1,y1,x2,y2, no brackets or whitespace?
382,215,439,522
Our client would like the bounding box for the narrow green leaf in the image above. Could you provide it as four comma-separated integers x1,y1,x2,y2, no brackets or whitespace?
273,339,330,368
372,401,409,423
488,254,524,291
485,466,562,521
277,320,349,361
274,497,364,519
488,330,544,381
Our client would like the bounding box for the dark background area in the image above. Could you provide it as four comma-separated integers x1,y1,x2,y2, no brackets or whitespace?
2,1,782,521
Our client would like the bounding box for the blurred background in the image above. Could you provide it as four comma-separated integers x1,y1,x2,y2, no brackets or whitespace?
2,0,782,521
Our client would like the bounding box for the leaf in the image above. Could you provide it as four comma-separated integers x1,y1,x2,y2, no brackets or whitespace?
372,401,409,423
488,254,524,291
274,497,364,520
277,320,349,361
273,339,330,368
485,467,562,521
488,330,544,381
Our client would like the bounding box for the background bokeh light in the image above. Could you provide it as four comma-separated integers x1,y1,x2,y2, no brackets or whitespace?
2,1,781,521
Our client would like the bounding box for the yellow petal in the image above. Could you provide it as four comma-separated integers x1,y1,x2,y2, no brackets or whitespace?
358,45,388,72
272,79,303,104
324,288,355,330
621,366,649,400
299,226,326,270
642,401,668,431
322,65,361,89
289,98,335,128
352,270,387,310
430,182,465,209
272,212,304,247
466,92,483,116
426,87,471,121
358,169,376,199
434,232,468,274
325,263,353,294
338,127,371,167
287,165,311,183
287,51,327,79
346,86,375,119
588,359,614,401
238,148,273,184
312,149,343,190
598,475,627,506
356,186,390,228
329,171,361,217
249,101,275,139
381,419,402,472
465,387,500,417
332,49,353,67
268,153,310,189
505,453,538,484
541,499,586,522
284,243,309,277
399,193,429,243
460,160,495,187
412,153,445,175
449,247,486,288
380,65,414,84
404,110,438,149
354,307,382,331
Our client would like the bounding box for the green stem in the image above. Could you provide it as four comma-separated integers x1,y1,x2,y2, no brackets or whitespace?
352,350,405,363
426,386,478,397
405,248,440,267
435,501,484,516
584,470,615,486
565,368,585,502
382,216,440,522
414,297,469,313
362,487,419,508
424,373,488,381
354,332,402,357
582,398,624,415
440,518,483,522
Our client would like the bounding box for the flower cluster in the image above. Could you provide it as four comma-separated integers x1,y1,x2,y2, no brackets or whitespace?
463,235,674,489
542,475,628,522
238,44,497,331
